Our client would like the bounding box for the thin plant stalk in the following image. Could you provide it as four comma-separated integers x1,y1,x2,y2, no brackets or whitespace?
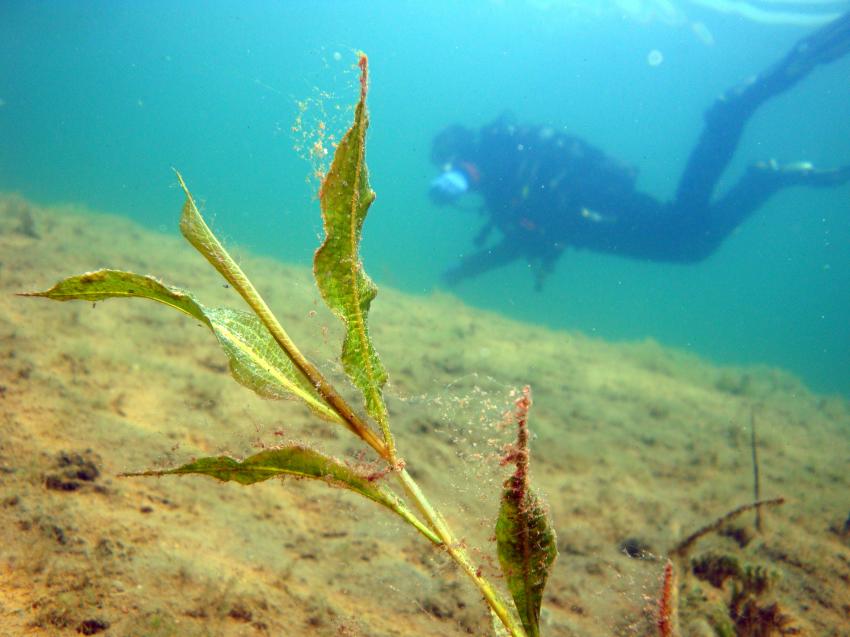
396,468,528,637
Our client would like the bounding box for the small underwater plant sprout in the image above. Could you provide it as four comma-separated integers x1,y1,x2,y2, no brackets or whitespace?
23,54,558,637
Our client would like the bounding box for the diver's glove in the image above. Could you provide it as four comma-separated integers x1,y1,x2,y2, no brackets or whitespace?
429,169,469,204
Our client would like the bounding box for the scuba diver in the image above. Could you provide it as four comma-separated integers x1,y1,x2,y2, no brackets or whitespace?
429,12,850,289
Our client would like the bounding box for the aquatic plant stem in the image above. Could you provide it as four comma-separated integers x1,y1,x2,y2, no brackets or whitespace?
671,497,785,559
396,469,528,637
657,559,679,637
750,407,763,532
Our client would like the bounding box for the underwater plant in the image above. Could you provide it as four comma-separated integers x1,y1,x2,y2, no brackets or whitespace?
688,555,799,636
22,54,557,637
666,498,797,637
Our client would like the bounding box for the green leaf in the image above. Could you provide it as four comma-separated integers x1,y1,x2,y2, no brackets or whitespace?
126,445,440,545
313,54,392,450
204,306,325,407
21,268,208,322
495,481,557,637
495,386,556,637
22,270,340,423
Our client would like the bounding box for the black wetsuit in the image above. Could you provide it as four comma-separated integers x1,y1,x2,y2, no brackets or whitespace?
437,12,850,289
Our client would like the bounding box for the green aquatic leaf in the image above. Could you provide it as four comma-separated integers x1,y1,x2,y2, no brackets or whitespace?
126,446,440,544
495,478,557,637
204,306,327,407
22,270,340,423
313,55,392,451
495,387,557,637
21,268,208,321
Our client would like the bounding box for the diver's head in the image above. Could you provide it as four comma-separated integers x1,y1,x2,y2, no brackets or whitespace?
430,124,475,167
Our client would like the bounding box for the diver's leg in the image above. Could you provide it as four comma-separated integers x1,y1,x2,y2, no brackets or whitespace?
673,11,850,212
442,239,524,286
708,161,850,238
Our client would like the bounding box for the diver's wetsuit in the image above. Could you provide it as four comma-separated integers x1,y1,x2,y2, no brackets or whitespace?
433,11,850,289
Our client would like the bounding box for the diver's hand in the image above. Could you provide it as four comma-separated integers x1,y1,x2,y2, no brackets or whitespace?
429,169,469,204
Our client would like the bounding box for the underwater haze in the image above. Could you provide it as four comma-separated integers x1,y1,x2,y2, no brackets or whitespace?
2,0,849,396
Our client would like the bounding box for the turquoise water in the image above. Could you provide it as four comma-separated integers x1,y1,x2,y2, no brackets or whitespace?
2,1,848,396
